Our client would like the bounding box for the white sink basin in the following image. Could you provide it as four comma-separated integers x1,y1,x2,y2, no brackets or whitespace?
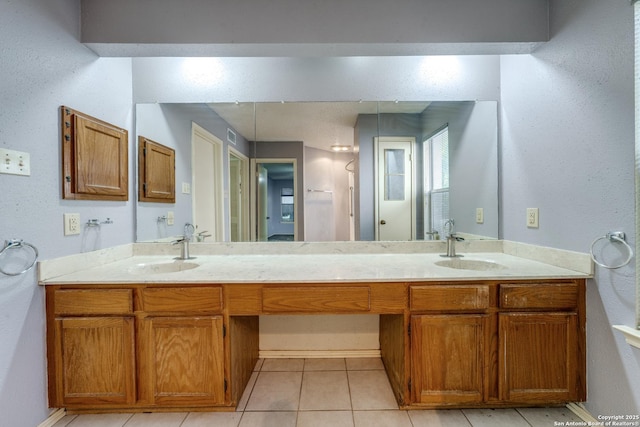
435,258,507,271
129,260,200,275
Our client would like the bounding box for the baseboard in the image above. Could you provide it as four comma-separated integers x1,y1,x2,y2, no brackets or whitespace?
259,349,381,359
566,402,598,423
38,408,66,427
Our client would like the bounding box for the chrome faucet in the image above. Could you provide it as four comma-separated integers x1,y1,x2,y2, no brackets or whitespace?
172,236,192,260
441,219,463,258
172,223,196,260
425,230,440,240
196,230,212,242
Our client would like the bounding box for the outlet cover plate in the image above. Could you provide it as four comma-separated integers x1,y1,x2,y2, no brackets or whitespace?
527,208,539,228
64,213,81,235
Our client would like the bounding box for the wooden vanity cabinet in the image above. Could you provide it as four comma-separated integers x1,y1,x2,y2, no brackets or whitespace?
406,280,586,408
47,289,136,408
498,281,585,403
137,287,226,407
46,285,232,412
46,278,586,412
409,284,491,406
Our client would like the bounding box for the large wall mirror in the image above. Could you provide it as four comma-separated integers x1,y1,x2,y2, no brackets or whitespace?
135,100,498,243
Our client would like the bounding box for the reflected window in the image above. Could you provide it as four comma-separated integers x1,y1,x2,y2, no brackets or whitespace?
384,149,406,201
425,127,450,237
281,188,294,222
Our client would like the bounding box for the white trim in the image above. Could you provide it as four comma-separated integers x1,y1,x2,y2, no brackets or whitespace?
260,349,381,359
613,325,640,349
38,409,67,427
566,403,598,423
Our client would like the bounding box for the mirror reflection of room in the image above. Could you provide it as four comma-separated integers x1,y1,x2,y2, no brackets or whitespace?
135,101,497,243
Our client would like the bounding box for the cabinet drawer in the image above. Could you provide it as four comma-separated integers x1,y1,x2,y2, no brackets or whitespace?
54,289,133,315
500,282,578,310
410,285,490,311
142,287,223,313
263,286,370,313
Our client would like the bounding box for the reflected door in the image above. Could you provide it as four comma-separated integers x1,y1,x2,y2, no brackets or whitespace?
229,149,249,242
376,137,415,240
192,124,223,241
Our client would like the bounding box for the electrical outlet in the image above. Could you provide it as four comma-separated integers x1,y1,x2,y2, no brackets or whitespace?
64,213,81,235
527,208,539,228
476,208,484,224
167,211,175,226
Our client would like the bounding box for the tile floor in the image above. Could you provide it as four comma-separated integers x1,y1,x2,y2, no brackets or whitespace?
52,358,586,427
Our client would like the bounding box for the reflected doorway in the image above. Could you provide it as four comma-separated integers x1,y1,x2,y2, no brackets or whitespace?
251,159,297,241
228,148,250,242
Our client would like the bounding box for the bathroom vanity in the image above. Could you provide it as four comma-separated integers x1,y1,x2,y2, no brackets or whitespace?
39,241,591,413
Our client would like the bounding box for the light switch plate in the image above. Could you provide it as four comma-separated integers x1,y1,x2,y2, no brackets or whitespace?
182,182,191,194
0,148,30,176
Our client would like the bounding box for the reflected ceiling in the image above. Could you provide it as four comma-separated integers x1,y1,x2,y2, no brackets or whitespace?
209,101,431,151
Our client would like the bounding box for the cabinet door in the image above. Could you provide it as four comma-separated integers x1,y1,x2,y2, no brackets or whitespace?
499,312,578,403
61,107,129,201
140,316,226,406
138,136,176,203
411,314,486,405
54,317,136,406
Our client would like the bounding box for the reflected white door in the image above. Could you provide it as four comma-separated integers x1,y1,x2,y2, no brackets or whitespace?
375,137,415,241
192,124,224,241
228,149,249,242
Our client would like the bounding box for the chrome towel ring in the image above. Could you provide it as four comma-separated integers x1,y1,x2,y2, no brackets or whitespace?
0,239,39,276
589,232,633,270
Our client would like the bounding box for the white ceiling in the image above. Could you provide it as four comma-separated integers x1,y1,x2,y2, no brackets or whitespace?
209,101,430,152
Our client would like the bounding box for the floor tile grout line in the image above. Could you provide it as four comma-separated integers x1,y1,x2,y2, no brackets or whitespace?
460,408,476,427
175,412,189,427
296,360,304,413
514,407,535,426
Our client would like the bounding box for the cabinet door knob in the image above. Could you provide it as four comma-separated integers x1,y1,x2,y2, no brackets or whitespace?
380,220,386,225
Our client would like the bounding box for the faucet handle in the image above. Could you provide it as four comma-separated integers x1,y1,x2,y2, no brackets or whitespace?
171,236,188,245
444,219,455,236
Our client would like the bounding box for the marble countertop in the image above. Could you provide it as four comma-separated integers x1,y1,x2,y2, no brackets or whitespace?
38,241,593,285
